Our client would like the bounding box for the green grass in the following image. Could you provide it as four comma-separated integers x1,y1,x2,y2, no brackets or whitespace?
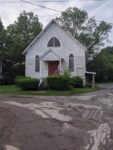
0,85,99,96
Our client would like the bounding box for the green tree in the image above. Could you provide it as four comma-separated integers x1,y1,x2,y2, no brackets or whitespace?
0,18,5,59
88,47,113,82
56,7,112,58
0,18,3,32
0,12,42,83
7,11,42,64
0,19,12,61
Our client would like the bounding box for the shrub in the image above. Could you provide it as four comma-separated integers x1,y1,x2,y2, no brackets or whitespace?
70,76,83,88
2,63,25,85
63,70,71,78
15,76,39,90
3,72,15,85
47,75,70,90
12,64,25,77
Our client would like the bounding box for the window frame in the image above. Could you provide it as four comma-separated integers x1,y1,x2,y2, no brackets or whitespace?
35,55,40,72
69,54,74,72
47,37,60,47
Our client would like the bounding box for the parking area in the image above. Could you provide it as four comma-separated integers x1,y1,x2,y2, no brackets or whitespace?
0,89,113,150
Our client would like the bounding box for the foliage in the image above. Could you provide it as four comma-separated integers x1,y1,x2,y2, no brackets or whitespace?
87,46,113,82
0,18,3,32
70,76,83,88
7,11,42,65
63,70,71,78
2,63,25,84
56,7,112,59
47,75,70,90
15,76,39,90
12,64,25,77
0,11,42,83
0,19,12,60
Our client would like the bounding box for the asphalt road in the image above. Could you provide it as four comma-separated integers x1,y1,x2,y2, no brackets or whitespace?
0,89,113,150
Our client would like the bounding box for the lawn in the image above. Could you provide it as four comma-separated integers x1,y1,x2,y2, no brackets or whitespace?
0,85,99,96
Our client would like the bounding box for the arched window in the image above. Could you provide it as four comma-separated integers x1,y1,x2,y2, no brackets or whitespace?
47,37,60,47
69,54,74,72
35,55,40,72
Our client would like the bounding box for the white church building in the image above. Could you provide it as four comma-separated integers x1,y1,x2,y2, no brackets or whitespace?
22,20,87,84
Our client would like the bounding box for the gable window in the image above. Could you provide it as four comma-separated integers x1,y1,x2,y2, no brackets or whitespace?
69,54,74,72
35,55,40,72
47,37,60,47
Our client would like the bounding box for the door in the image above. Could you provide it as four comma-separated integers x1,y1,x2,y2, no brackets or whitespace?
48,61,59,75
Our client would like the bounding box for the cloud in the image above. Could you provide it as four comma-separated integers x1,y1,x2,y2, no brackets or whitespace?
0,0,113,46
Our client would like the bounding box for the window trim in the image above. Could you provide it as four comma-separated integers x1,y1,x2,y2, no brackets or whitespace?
35,55,40,72
47,37,60,47
69,54,74,72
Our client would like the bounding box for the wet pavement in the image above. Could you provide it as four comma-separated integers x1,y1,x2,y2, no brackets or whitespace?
0,89,113,150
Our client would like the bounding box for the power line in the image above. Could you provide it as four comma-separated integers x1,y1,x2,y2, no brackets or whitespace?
20,0,113,25
0,0,64,12
20,0,62,12
0,0,68,3
0,0,113,25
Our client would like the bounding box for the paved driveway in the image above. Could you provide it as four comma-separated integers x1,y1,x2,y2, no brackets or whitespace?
0,89,113,150
97,83,113,90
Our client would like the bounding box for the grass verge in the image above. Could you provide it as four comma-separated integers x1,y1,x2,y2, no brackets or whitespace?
0,85,99,96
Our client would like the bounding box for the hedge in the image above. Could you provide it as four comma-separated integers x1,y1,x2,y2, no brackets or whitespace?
47,75,70,90
15,76,39,90
70,76,83,88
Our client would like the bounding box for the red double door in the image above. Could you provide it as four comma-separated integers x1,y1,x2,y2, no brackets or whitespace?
48,61,59,75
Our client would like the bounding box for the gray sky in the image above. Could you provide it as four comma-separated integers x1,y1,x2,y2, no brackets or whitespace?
0,0,113,46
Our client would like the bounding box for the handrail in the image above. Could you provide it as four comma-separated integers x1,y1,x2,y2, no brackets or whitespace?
54,69,64,75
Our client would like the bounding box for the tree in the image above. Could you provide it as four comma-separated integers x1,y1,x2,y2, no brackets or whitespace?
56,7,88,37
0,18,3,32
0,18,4,59
56,7,112,58
7,11,42,64
0,19,12,60
0,11,42,83
87,47,113,82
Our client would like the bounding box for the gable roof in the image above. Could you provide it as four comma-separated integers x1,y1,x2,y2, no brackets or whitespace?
22,19,87,55
41,49,61,61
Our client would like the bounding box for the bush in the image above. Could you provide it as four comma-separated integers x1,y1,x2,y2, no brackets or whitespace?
2,63,25,85
47,75,70,90
70,76,83,88
15,76,39,90
2,72,15,85
63,70,71,78
12,64,25,77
